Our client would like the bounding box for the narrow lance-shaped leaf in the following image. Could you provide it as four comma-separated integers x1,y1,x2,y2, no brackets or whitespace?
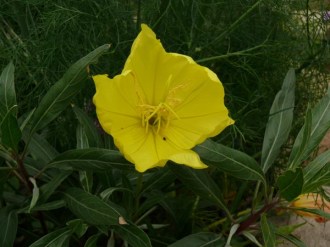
261,68,295,172
276,233,307,247
289,86,330,166
0,207,18,247
66,219,88,238
302,150,330,193
84,234,102,247
141,167,175,194
73,104,103,147
22,131,59,164
29,228,71,247
46,148,133,171
27,44,110,137
76,124,89,149
195,139,265,184
31,200,66,212
303,171,330,195
0,61,16,121
225,224,239,247
303,150,330,181
39,171,72,203
288,107,312,169
277,168,303,202
28,177,40,212
63,187,123,226
1,112,22,152
170,164,232,220
76,124,93,192
168,232,224,247
113,222,152,247
261,214,276,247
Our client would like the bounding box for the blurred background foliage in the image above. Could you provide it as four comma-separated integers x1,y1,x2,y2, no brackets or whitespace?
0,0,329,170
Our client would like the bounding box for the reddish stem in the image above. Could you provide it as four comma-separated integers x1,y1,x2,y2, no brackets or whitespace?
236,200,278,235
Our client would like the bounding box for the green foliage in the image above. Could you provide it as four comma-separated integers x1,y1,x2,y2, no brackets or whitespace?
63,187,124,226
168,232,224,247
26,44,110,139
0,61,16,119
289,86,330,167
277,169,303,202
0,207,18,247
196,139,266,183
261,69,295,173
1,1,330,246
261,214,276,247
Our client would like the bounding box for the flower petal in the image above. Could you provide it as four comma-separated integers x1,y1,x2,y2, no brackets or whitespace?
114,127,206,172
92,72,140,134
122,24,166,105
123,25,202,106
165,65,234,149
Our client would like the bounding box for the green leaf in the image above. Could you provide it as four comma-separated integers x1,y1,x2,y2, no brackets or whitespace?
302,150,330,193
195,139,265,184
0,207,18,247
0,61,16,120
289,86,330,165
28,177,40,212
261,68,295,172
276,233,307,247
79,170,93,193
1,112,21,152
225,224,239,247
135,193,164,217
27,44,110,137
100,187,133,201
47,148,132,171
168,232,224,247
76,125,93,192
39,170,72,203
276,222,306,236
302,166,330,193
261,214,276,247
63,187,123,226
31,200,66,212
66,219,88,238
84,234,102,247
0,167,11,195
73,105,103,147
242,231,262,247
23,131,59,163
29,228,71,247
288,107,312,169
277,169,303,201
76,124,89,149
141,167,175,194
113,223,152,247
170,164,231,218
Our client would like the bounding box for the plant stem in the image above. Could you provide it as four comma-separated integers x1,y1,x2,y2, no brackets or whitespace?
236,199,278,235
15,154,48,234
16,154,33,192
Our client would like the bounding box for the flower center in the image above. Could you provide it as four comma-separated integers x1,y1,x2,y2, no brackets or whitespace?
139,103,179,134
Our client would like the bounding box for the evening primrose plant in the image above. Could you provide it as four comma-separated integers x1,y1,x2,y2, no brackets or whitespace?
0,25,330,247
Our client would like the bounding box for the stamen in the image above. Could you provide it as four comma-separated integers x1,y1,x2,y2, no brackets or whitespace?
139,102,179,134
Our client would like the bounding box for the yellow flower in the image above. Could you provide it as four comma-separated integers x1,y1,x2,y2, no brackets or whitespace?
291,193,330,222
93,24,234,172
